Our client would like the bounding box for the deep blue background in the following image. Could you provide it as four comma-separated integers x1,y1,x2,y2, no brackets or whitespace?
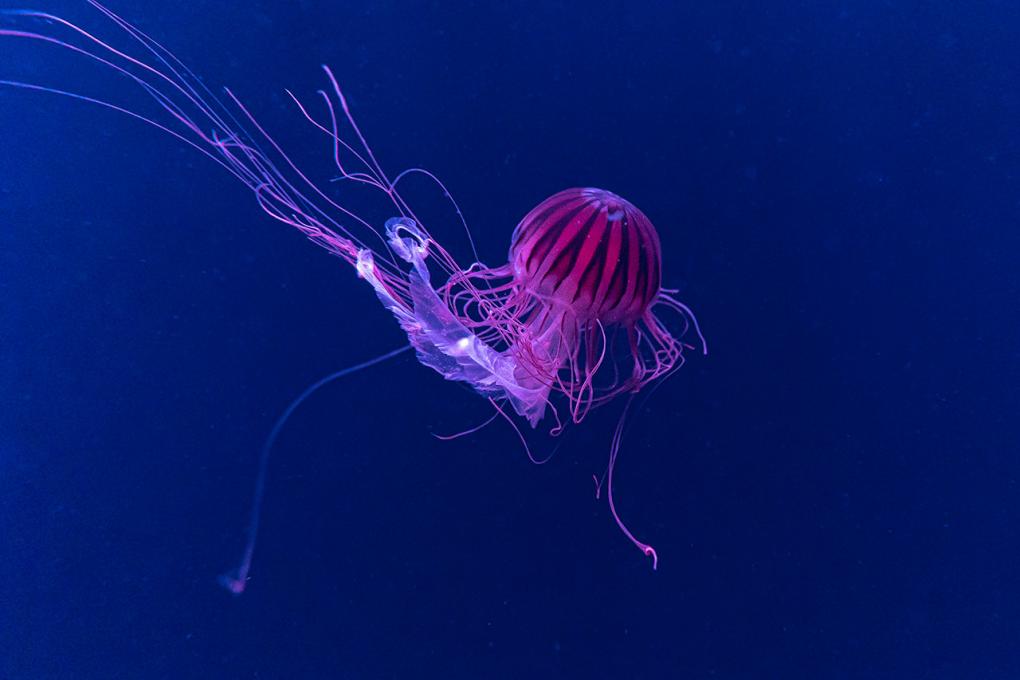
2,1,1018,678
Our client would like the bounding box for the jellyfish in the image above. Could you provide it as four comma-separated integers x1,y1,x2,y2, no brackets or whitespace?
1,2,706,588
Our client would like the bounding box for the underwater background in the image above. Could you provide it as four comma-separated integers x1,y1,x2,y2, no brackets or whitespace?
2,1,1018,678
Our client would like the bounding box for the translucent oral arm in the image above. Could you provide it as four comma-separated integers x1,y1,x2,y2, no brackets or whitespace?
356,219,548,424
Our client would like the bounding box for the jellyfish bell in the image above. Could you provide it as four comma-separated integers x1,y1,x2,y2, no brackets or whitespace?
506,187,670,423
510,187,661,326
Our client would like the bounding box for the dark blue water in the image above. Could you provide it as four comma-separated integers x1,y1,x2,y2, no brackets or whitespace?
2,1,1018,678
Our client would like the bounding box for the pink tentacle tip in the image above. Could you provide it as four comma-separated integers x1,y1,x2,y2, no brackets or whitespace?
644,545,659,570
218,571,248,596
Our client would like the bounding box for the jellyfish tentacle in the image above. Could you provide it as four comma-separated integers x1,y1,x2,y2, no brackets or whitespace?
431,412,500,441
604,396,659,570
220,344,411,595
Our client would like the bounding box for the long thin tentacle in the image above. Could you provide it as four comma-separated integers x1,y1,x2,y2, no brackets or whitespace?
220,345,411,595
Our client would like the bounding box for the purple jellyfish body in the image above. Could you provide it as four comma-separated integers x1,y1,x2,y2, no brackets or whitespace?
1,2,706,584
356,188,704,567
